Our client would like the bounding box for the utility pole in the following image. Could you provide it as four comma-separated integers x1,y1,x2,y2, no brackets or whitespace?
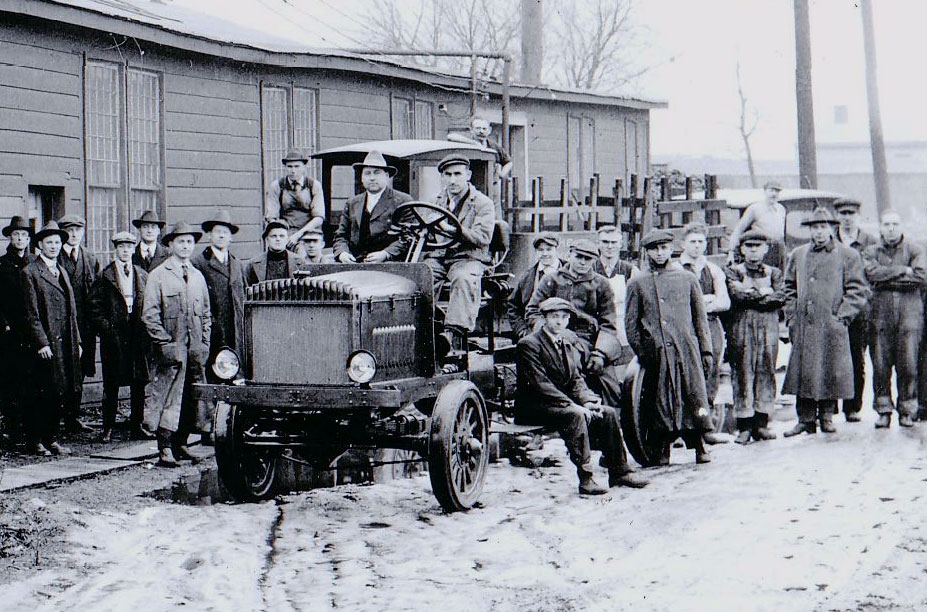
520,0,543,84
860,0,891,214
793,0,818,189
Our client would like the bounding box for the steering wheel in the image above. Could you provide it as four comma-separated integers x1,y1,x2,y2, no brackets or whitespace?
391,201,463,263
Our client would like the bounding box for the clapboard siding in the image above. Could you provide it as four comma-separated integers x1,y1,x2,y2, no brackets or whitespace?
167,113,259,138
165,131,258,155
0,84,80,116
164,91,257,120
0,107,80,137
166,169,260,190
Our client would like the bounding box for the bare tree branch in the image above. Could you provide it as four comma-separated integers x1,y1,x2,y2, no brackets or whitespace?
736,59,759,188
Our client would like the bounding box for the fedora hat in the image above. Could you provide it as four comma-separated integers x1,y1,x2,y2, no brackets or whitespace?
262,218,290,239
800,207,839,227
352,151,398,176
34,220,69,243
2,215,32,237
132,209,166,228
161,221,203,246
281,148,309,165
201,210,240,234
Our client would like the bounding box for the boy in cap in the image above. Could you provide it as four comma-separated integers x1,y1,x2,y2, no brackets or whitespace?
264,148,325,251
132,210,169,273
142,221,212,467
21,221,82,456
782,208,868,437
333,151,412,263
506,232,562,340
626,229,715,464
517,297,647,494
594,225,639,365
57,214,101,433
245,219,310,285
725,229,786,444
729,181,787,269
0,216,34,443
301,229,335,263
89,232,153,441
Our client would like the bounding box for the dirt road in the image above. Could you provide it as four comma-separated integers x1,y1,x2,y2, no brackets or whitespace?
2,409,927,611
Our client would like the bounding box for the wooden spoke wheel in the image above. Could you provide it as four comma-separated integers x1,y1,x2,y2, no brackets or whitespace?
213,401,279,502
427,380,489,512
619,359,666,468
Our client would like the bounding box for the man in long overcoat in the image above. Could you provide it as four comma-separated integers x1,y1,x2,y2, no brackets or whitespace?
89,231,152,442
21,221,82,456
244,219,309,285
506,232,561,340
333,151,412,263
0,216,34,443
516,297,647,494
58,214,100,433
782,208,869,437
143,221,212,467
132,210,169,273
625,229,715,465
862,210,926,428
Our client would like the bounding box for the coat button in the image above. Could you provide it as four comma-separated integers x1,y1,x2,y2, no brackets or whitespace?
809,277,815,282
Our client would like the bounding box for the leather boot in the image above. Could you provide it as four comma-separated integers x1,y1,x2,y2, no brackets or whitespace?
752,413,778,440
693,437,711,464
172,431,195,462
32,442,52,457
100,428,113,443
899,413,915,428
48,441,71,456
899,401,917,428
845,411,862,423
64,418,94,434
608,468,649,488
783,421,816,437
819,417,836,434
659,442,671,466
702,432,729,445
734,417,753,445
874,413,891,429
157,428,180,468
578,470,608,495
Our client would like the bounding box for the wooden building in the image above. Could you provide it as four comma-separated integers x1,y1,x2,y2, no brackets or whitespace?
0,0,665,260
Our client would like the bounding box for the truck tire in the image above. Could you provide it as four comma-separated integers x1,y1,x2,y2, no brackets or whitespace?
619,359,665,468
427,380,489,512
214,401,279,502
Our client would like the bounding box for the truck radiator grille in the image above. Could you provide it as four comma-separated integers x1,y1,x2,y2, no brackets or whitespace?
247,278,355,302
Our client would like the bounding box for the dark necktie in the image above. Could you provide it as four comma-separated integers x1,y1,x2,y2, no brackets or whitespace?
71,248,78,263
559,338,571,372
181,264,189,284
124,262,131,277
359,199,372,247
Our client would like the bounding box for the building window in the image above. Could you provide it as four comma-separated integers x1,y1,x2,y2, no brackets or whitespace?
834,104,849,125
84,61,163,259
391,97,413,139
414,100,434,139
261,84,320,198
567,115,595,197
391,96,433,139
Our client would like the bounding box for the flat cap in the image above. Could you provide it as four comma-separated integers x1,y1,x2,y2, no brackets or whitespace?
111,231,138,246
57,214,86,228
569,238,599,258
538,297,575,315
437,154,470,173
640,229,674,249
300,228,325,241
262,218,290,238
763,180,783,191
532,232,559,249
800,207,839,227
740,229,769,245
833,198,862,212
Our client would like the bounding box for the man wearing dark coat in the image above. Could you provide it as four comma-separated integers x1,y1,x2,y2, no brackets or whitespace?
333,151,413,263
21,221,82,456
834,198,878,421
244,219,310,285
57,214,101,433
625,229,715,465
131,210,169,273
862,210,926,428
506,232,561,340
782,208,869,437
192,211,246,389
516,297,647,494
0,216,34,443
89,231,153,442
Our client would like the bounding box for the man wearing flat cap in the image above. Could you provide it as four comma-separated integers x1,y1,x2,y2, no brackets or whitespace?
244,219,310,285
21,221,81,456
724,229,786,444
132,210,169,273
143,221,212,467
517,297,647,494
89,232,153,442
782,208,868,437
833,198,877,421
265,148,325,252
506,232,563,340
626,229,715,464
193,211,246,397
424,154,495,349
301,229,335,263
862,209,926,428
0,216,34,443
333,151,412,263
729,180,787,269
57,214,101,433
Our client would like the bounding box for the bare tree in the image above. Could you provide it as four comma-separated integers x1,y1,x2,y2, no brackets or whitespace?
736,59,759,188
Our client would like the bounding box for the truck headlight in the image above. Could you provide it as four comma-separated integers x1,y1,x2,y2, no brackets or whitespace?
212,348,241,380
346,350,377,383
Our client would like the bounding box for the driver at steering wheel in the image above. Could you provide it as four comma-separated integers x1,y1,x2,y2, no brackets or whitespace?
425,154,495,349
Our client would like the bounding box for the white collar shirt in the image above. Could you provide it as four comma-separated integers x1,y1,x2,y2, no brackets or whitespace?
365,189,385,214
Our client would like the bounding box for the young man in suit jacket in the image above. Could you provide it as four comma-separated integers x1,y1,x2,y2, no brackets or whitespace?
132,210,169,273
333,151,412,263
506,232,562,340
244,219,309,285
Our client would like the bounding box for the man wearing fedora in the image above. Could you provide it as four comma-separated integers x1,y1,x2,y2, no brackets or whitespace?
0,216,34,443
132,210,169,273
244,219,310,285
265,148,325,252
21,221,82,456
506,231,562,340
56,214,101,433
193,211,246,394
89,232,153,442
142,221,212,467
516,297,646,495
782,208,868,437
333,151,412,263
729,180,787,269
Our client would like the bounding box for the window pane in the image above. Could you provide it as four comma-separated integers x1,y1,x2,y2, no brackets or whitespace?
262,86,289,197
293,87,320,178
414,101,433,139
84,62,122,258
391,97,412,139
127,69,162,222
